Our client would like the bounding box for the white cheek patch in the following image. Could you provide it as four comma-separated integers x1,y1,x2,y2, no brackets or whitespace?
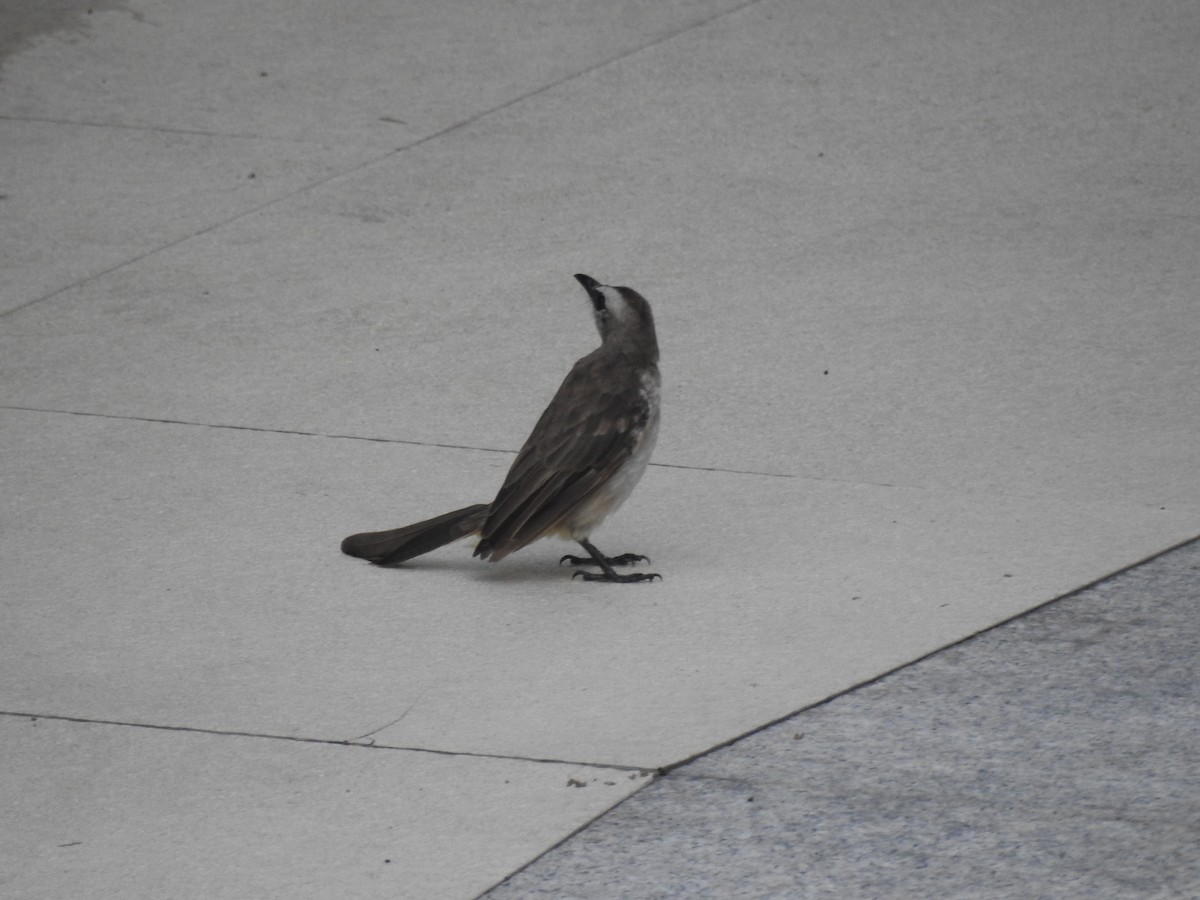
599,286,631,322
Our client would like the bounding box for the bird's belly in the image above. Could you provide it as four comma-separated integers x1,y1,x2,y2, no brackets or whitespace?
563,410,659,540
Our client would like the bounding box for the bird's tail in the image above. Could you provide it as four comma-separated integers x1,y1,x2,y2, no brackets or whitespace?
341,504,489,567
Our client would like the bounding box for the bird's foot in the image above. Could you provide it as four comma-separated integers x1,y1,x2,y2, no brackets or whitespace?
571,570,662,583
559,552,650,567
565,539,660,583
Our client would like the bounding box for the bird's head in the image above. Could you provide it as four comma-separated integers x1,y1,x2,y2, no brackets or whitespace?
574,273,658,364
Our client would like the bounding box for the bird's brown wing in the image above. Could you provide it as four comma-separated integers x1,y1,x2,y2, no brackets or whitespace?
476,349,650,560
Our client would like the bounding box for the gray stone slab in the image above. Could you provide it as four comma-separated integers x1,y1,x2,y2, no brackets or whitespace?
0,118,382,312
2,0,1196,507
486,539,1200,899
4,408,1197,772
0,0,743,145
0,715,649,900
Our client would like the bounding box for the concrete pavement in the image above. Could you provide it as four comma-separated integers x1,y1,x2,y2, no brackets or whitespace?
3,1,1197,896
488,537,1200,898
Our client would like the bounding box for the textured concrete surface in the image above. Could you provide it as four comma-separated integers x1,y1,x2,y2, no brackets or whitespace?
487,538,1200,899
2,0,1198,896
5,406,1196,775
1,716,651,900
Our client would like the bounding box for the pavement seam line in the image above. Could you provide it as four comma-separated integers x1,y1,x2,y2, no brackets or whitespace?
0,403,796,479
0,710,656,774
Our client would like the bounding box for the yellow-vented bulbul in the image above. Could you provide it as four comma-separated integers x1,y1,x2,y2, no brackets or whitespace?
341,273,661,582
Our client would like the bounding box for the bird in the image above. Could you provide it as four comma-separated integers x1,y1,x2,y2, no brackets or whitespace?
340,273,661,582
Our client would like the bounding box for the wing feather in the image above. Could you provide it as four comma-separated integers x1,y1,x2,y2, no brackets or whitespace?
477,349,649,559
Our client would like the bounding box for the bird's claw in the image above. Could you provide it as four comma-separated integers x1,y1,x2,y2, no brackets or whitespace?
559,552,651,567
571,570,662,583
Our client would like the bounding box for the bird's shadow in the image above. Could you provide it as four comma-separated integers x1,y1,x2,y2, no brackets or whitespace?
372,554,586,585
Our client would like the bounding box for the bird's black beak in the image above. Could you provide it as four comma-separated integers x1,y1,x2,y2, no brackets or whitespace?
574,273,605,311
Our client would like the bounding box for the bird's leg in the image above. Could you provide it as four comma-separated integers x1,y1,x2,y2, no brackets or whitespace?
563,539,660,583
559,550,649,567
